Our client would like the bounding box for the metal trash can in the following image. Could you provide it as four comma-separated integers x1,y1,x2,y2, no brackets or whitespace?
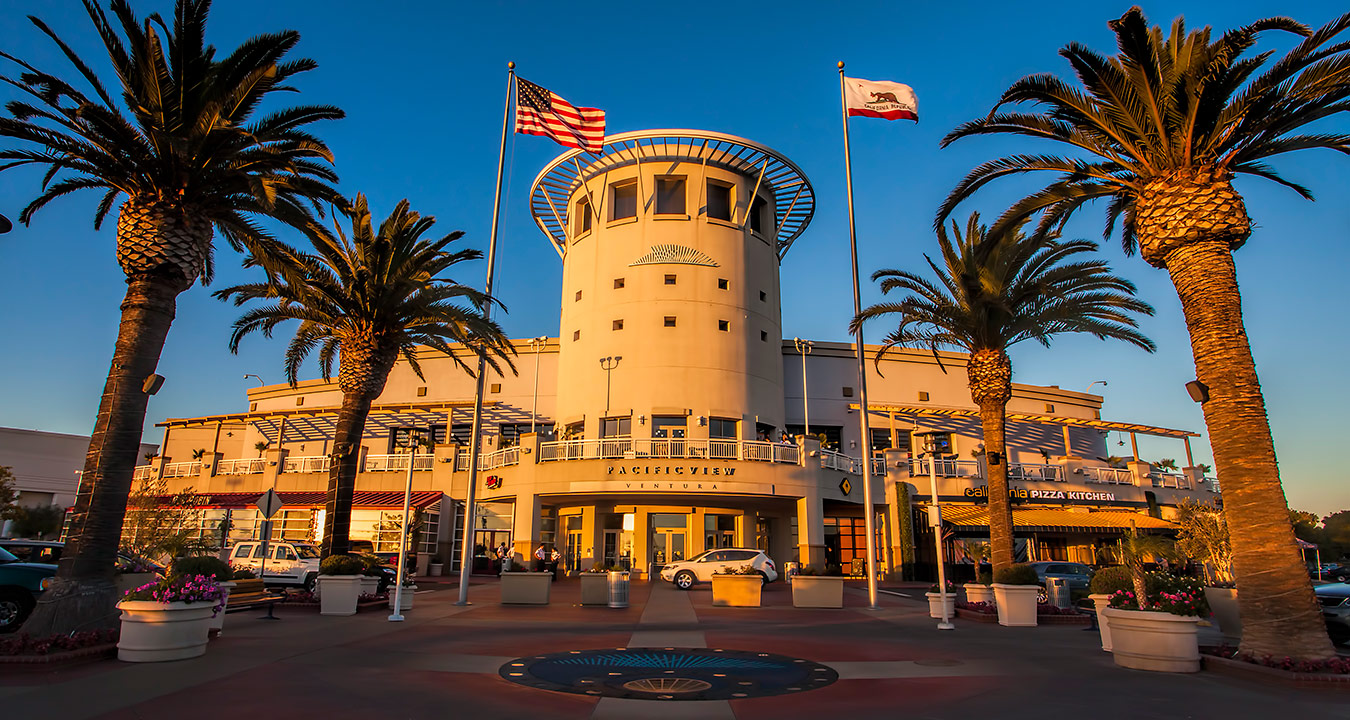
501,557,512,574
784,562,800,584
1046,577,1070,609
607,570,630,609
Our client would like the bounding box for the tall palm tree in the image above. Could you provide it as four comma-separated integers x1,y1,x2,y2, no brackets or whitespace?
852,213,1154,574
0,0,342,635
215,195,516,557
937,6,1348,659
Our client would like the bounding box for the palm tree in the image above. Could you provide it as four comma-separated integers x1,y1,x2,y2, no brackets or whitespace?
1,0,342,635
852,213,1154,574
215,195,516,557
936,6,1347,659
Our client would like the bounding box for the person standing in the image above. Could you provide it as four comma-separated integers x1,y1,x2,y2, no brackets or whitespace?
535,543,548,573
550,546,562,580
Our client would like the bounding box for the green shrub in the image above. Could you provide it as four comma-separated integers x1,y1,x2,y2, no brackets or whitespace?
993,564,1039,586
231,567,257,580
975,569,992,585
357,553,385,576
320,554,365,576
170,555,232,582
1089,566,1135,595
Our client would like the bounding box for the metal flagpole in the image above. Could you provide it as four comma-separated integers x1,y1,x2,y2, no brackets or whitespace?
457,62,515,606
838,61,879,610
389,430,420,621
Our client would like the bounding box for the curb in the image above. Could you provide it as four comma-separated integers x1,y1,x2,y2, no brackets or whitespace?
1202,653,1350,688
0,643,117,669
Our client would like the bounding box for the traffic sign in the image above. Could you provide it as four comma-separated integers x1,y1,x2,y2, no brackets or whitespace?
839,477,852,495
255,489,284,519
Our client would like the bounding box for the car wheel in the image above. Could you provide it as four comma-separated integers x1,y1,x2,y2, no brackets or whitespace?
674,571,696,591
757,571,769,586
1036,586,1048,604
1336,573,1348,583
0,589,35,633
303,573,317,592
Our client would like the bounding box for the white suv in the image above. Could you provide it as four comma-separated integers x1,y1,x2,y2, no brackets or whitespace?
661,548,778,590
228,541,321,589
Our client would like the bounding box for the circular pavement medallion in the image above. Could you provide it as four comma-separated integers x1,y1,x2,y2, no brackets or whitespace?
499,647,839,701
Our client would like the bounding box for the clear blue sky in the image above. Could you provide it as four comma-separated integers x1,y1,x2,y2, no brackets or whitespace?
0,1,1346,516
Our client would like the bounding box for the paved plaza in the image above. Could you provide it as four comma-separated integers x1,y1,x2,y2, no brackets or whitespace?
1,579,1342,719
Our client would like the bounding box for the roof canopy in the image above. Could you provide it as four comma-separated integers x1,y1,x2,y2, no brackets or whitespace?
157,401,507,443
853,403,1200,439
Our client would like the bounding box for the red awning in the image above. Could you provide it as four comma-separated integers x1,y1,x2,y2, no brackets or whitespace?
156,490,443,510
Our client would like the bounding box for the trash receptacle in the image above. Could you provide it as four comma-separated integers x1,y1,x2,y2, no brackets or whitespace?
784,562,799,584
1046,577,1070,609
608,570,630,609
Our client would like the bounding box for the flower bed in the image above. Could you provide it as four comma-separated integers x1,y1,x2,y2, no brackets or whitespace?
955,600,1089,625
1202,647,1350,687
274,590,389,611
0,629,118,667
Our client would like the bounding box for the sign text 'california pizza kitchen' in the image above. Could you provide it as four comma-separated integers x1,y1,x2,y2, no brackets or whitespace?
963,486,1116,502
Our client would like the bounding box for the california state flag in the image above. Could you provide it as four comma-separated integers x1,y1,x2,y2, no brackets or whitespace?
844,77,918,121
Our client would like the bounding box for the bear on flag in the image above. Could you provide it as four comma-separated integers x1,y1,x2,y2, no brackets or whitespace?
844,77,918,121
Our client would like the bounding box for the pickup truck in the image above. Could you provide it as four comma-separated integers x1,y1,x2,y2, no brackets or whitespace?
228,541,321,590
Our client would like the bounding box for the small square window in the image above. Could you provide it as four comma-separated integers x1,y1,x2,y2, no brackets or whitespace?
918,391,930,402
575,196,592,236
575,290,582,302
295,397,304,406
1045,403,1055,413
664,316,677,328
664,274,677,285
760,330,768,342
573,330,581,341
612,319,624,331
490,383,502,394
416,387,427,397
718,320,729,331
718,278,729,290
614,278,625,289
655,176,686,215
842,386,854,398
759,290,767,302
250,402,258,411
612,182,637,220
706,181,732,221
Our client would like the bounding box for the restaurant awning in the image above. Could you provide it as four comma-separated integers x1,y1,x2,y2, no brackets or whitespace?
939,506,1176,533
157,490,445,510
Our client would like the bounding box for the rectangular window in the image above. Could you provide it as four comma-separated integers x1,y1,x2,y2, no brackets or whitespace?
655,176,686,215
760,330,768,342
717,278,729,290
295,397,304,406
785,424,843,451
601,416,631,438
918,391,930,401
1045,403,1055,413
575,290,582,301
759,290,767,302
612,182,637,220
709,418,738,440
718,320,729,331
706,181,732,221
651,416,686,439
575,196,592,236
612,319,624,331
870,428,892,453
663,316,676,327
416,386,427,397
749,196,768,233
490,383,501,393
614,277,625,289
563,421,584,440
499,423,532,447
573,330,581,341
664,274,676,285
842,386,854,398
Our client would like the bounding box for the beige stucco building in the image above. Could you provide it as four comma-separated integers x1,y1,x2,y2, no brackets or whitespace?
144,130,1219,579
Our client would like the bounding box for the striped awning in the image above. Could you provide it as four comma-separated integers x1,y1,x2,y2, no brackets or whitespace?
157,490,443,510
938,505,1176,533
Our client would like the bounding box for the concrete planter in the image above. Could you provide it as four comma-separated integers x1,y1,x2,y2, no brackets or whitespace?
711,574,762,607
926,592,956,619
1102,607,1200,673
1090,593,1114,651
500,572,552,605
116,600,215,662
580,573,611,606
209,582,236,635
991,584,1039,627
359,576,379,597
429,563,444,576
1204,587,1241,645
963,583,994,605
388,586,417,610
318,575,363,616
791,576,847,608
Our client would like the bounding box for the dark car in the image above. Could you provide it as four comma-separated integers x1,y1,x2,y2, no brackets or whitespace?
0,539,163,575
1316,565,1350,583
0,545,56,632
1314,582,1350,646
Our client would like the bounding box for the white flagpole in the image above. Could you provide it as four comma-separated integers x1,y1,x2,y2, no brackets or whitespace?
456,61,515,606
838,61,879,610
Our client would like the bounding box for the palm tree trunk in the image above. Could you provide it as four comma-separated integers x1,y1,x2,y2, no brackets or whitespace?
320,389,374,558
1164,239,1334,659
978,399,1015,573
21,276,181,636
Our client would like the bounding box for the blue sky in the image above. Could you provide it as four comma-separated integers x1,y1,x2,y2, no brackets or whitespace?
0,1,1346,515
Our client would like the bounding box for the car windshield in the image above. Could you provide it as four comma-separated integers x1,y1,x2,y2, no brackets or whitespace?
0,546,18,563
294,545,320,559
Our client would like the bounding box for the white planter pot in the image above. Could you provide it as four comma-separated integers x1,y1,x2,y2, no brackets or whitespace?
429,563,444,576
991,584,1039,627
1090,593,1114,651
318,575,364,616
499,572,552,605
209,582,236,636
963,583,995,605
359,576,379,597
1102,607,1200,673
926,592,956,619
791,576,847,608
1204,587,1241,645
388,586,416,610
117,600,216,662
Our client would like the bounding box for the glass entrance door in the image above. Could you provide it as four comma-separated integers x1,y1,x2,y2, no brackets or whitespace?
566,530,583,573
652,530,686,565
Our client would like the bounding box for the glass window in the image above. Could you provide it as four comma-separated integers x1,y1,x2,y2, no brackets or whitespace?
601,416,631,438
699,551,727,563
706,181,732,221
612,182,637,220
718,320,729,332
613,319,624,331
233,545,252,559
575,196,592,235
651,416,686,439
664,274,676,285
294,544,320,559
728,550,758,561
717,278,729,290
252,544,266,558
663,316,676,327
709,418,737,440
614,277,625,289
749,196,768,233
563,421,584,440
655,176,686,215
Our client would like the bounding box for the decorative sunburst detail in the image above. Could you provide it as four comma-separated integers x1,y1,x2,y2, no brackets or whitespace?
630,244,719,267
622,678,713,694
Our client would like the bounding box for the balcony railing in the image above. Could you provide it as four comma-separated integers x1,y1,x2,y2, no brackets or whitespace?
1151,472,1192,490
363,454,435,472
217,458,266,475
819,449,861,474
480,446,522,470
132,465,153,480
1084,467,1135,485
538,438,801,465
283,455,331,474
907,458,983,478
1008,463,1063,483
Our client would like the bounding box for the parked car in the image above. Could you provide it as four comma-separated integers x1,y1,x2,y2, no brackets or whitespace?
660,548,778,590
228,541,321,590
0,539,163,575
0,545,56,633
1314,582,1350,646
1027,561,1094,603
1316,564,1350,583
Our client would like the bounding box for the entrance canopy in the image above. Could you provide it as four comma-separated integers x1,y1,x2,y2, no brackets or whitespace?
939,506,1176,533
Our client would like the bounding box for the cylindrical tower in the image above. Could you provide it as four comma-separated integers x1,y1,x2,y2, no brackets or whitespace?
529,130,814,442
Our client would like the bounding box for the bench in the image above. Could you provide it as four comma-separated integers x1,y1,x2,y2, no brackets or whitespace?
225,579,283,613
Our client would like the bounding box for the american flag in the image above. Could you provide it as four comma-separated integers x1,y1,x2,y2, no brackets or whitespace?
514,78,606,154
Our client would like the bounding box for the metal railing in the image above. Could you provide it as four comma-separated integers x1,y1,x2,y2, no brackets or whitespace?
538,438,801,465
818,449,861,474
1151,472,1192,490
132,465,153,480
1084,466,1136,485
283,455,331,474
363,454,435,472
217,458,266,475
160,461,201,478
907,458,982,478
1008,463,1063,482
480,446,522,470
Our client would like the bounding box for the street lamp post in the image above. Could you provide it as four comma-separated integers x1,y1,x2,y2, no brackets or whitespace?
793,338,813,436
599,356,622,420
530,337,548,434
389,428,426,622
917,429,955,630
243,374,265,387
1085,380,1108,393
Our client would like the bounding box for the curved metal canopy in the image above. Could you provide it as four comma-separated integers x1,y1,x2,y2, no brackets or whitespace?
528,129,815,260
